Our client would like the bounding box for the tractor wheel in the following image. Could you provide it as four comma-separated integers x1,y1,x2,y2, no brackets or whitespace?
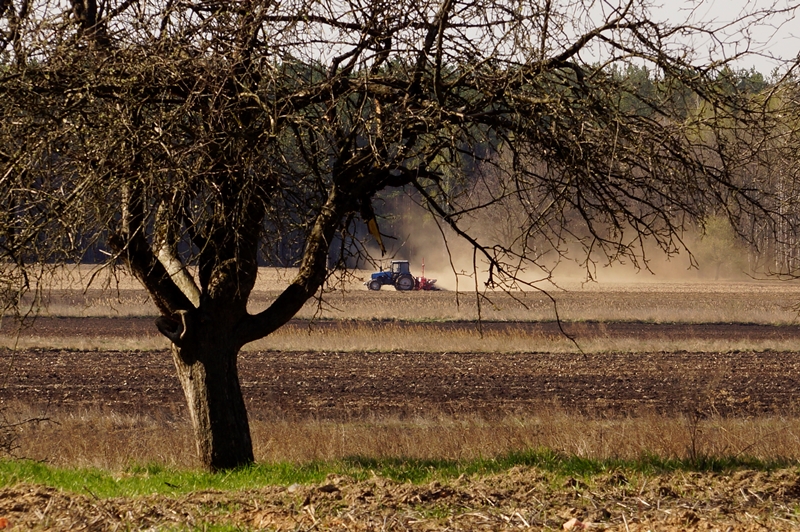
395,274,415,291
368,280,382,291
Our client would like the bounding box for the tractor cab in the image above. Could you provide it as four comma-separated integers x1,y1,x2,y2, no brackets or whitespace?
391,260,410,274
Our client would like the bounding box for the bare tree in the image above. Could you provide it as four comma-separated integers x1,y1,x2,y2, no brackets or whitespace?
743,77,800,275
0,0,794,470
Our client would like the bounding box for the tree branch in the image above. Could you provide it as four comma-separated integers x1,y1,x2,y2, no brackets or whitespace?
237,186,350,346
154,200,201,308
109,182,194,321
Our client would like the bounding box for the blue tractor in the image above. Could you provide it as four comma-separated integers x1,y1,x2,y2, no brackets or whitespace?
367,260,416,291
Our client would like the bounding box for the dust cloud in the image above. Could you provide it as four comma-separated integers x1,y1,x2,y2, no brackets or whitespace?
370,199,752,291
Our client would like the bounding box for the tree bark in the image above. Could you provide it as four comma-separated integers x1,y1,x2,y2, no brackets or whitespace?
167,313,253,470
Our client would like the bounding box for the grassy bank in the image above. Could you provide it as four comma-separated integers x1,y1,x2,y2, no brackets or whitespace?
0,450,794,499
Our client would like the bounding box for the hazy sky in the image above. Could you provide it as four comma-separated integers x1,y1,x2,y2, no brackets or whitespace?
653,0,799,73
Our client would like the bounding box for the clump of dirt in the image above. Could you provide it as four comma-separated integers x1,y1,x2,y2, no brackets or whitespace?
2,467,800,530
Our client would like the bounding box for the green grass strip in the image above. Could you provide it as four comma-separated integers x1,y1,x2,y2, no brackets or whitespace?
0,449,796,499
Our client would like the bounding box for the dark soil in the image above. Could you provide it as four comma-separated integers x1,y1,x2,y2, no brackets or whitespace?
2,318,800,420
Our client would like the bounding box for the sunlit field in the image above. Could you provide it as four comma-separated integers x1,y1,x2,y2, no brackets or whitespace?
6,266,800,355
4,267,800,462
5,267,800,530
15,265,800,323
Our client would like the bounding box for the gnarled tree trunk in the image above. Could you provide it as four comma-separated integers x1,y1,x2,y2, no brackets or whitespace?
166,314,253,470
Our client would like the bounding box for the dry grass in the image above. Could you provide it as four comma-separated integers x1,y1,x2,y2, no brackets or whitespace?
0,336,168,351
244,321,800,354
7,401,800,471
253,414,800,465
2,320,797,354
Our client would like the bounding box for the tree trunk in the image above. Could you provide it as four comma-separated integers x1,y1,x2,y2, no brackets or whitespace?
170,326,253,471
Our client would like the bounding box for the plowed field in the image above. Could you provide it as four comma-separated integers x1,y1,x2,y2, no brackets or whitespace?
3,317,800,419
4,314,800,530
